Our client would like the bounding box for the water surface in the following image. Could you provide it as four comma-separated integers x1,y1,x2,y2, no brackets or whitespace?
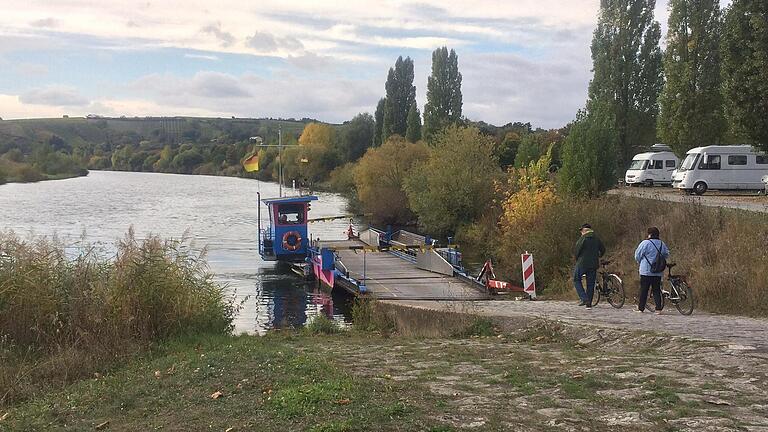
0,171,356,334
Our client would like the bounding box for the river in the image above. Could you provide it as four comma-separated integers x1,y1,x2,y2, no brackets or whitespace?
0,171,357,334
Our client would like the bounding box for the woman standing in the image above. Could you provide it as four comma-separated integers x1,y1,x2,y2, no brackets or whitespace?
634,227,670,314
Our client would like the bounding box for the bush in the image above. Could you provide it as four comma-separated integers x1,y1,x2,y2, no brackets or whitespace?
0,229,234,405
493,195,768,317
304,314,341,335
404,126,501,238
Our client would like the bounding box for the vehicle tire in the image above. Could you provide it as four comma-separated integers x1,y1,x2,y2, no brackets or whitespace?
591,284,601,306
606,274,625,309
644,180,654,187
693,181,708,195
672,280,694,315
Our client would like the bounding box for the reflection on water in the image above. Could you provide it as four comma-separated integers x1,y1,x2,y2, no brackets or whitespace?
0,171,358,334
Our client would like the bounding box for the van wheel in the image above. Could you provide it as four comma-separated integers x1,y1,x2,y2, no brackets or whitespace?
644,180,654,187
693,182,708,195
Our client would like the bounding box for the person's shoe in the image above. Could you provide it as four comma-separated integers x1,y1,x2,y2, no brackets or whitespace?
577,300,586,306
635,309,644,313
585,304,592,310
654,311,662,315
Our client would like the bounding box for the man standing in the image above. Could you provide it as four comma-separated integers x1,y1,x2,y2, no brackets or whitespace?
573,223,605,309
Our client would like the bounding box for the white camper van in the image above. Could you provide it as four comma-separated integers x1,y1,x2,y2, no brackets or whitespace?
672,145,768,195
624,144,679,186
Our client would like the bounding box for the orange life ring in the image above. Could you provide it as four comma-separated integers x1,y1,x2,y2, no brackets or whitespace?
282,231,302,251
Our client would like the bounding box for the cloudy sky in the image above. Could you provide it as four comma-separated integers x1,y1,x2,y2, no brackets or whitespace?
0,1,726,128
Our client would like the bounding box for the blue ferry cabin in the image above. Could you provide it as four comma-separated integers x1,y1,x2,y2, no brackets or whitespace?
259,195,318,262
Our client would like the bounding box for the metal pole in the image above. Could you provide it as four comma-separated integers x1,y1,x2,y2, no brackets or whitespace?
278,126,283,197
257,191,261,254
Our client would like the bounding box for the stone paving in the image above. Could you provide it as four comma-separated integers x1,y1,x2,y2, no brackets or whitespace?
390,299,768,353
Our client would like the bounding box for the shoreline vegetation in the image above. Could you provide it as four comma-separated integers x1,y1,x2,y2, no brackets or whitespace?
0,230,235,407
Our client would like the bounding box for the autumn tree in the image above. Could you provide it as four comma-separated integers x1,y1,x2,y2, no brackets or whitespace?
404,126,501,238
297,123,337,182
588,0,663,167
658,0,726,153
382,56,416,142
722,0,768,150
405,101,422,142
423,47,463,140
353,136,428,225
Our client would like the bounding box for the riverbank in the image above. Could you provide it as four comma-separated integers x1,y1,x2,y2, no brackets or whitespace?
4,312,766,431
0,158,88,184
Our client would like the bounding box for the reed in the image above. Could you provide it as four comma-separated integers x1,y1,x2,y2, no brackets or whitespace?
0,229,234,406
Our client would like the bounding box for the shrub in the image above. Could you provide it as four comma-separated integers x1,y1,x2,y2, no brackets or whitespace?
492,195,768,317
304,314,341,335
0,229,234,405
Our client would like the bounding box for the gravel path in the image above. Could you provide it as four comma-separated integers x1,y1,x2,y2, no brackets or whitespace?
390,299,768,353
608,187,768,213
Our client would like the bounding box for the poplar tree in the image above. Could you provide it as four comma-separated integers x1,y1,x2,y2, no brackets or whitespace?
373,98,386,147
405,101,422,142
658,0,726,153
382,56,416,142
722,0,768,150
423,47,463,140
588,0,663,167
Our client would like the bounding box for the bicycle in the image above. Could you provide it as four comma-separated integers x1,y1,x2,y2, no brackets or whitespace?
645,263,695,315
590,260,626,308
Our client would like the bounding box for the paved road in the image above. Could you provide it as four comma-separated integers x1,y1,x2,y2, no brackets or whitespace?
391,299,768,352
609,187,768,213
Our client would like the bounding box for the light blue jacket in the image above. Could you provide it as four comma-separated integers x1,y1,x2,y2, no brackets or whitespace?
634,239,670,277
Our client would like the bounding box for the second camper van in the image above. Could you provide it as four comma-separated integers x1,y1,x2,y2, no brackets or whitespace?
672,145,768,195
624,144,679,186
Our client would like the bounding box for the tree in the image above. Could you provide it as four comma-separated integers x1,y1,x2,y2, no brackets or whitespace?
404,126,501,238
423,47,463,140
588,0,663,168
722,0,768,149
658,0,726,153
559,104,618,196
339,113,375,162
382,56,416,142
373,98,386,147
514,134,543,168
353,136,428,225
297,123,337,182
405,101,422,142
496,132,521,169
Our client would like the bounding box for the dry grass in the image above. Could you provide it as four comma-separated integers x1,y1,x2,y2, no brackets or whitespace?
492,194,768,316
0,229,234,406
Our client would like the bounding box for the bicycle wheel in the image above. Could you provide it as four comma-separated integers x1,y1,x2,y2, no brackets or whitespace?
606,274,625,309
591,282,601,306
672,280,694,315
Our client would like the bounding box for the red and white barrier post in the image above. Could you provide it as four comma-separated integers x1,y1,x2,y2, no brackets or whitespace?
521,252,537,299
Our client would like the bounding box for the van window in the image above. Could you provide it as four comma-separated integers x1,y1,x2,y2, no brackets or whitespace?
628,160,648,170
666,160,676,168
757,155,768,165
679,154,699,171
699,155,721,170
728,155,747,166
650,160,663,169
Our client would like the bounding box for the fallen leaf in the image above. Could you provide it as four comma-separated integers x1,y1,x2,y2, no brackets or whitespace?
335,399,351,405
166,364,176,375
1,412,9,421
93,372,102,379
225,428,235,432
95,420,110,430
210,391,223,399
154,370,162,379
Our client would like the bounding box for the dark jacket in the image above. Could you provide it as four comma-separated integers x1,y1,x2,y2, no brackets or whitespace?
574,230,605,271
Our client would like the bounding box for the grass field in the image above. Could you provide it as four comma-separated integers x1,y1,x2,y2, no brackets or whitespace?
3,318,765,431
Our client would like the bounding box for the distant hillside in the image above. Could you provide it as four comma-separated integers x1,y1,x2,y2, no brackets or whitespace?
0,116,320,153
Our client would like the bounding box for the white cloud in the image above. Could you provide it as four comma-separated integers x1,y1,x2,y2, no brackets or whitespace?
19,85,90,106
184,53,220,61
